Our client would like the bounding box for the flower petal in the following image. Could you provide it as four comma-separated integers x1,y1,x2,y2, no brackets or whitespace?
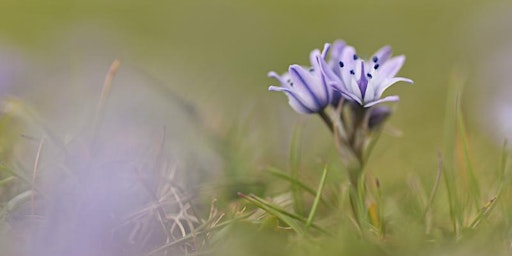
339,46,357,88
318,53,343,88
316,55,332,103
363,75,377,103
287,94,316,113
320,43,331,59
268,85,286,92
269,86,315,113
371,45,392,65
341,90,363,105
377,55,406,80
328,40,346,77
364,95,400,108
375,77,413,99
309,49,322,71
349,74,363,100
330,40,346,61
268,71,291,88
289,64,326,109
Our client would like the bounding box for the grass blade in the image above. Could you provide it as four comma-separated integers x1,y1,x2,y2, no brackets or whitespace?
306,166,328,227
267,166,330,207
239,193,330,235
455,93,481,209
289,125,304,216
0,176,15,186
468,196,497,229
425,153,443,215
239,193,304,234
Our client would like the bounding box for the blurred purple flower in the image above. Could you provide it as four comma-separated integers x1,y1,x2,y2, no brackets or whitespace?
319,43,413,107
268,44,334,114
368,105,391,130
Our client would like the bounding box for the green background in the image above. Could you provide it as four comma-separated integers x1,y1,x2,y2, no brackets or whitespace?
0,0,509,198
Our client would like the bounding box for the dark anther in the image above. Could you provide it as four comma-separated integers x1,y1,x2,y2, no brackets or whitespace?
374,64,379,70
372,56,378,63
350,70,355,75
353,54,358,60
367,73,373,78
309,68,315,72
339,61,344,68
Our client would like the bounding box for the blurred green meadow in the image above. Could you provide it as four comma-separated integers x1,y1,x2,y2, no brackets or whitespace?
0,0,512,255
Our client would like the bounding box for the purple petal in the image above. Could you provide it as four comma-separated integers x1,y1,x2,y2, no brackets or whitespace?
330,40,346,61
339,46,357,88
371,45,392,65
316,55,332,103
287,93,315,114
289,64,326,109
328,40,346,77
269,86,315,114
268,85,284,92
349,75,363,100
364,95,400,108
342,90,363,105
318,53,343,88
268,71,287,86
321,43,331,59
363,76,377,103
309,49,322,70
376,77,413,99
377,55,406,80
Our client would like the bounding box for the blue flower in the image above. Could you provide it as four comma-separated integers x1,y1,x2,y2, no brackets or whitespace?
319,43,413,107
268,44,334,114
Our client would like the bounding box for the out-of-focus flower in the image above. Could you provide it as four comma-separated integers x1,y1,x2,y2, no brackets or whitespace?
368,105,392,130
268,44,333,114
320,44,413,108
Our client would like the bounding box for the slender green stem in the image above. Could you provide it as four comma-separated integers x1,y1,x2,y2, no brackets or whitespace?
318,110,334,133
348,184,361,226
347,164,365,228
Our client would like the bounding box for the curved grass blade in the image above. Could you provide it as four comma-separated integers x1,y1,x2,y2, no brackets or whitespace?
267,166,331,208
306,166,328,228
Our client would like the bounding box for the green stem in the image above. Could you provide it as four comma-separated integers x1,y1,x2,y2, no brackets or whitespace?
349,167,371,233
318,110,334,133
